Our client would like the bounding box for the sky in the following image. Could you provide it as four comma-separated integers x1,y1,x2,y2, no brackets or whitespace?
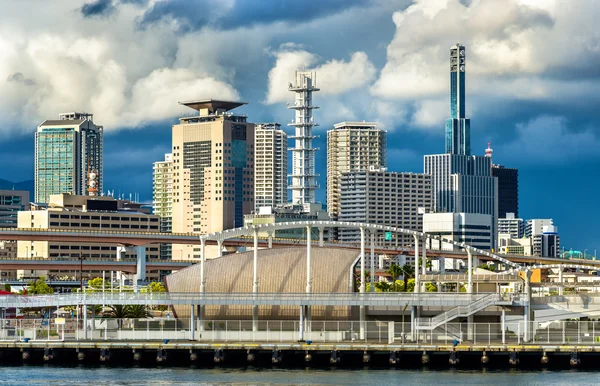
0,0,599,254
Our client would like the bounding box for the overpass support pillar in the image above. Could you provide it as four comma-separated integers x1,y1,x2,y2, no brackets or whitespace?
83,305,88,340
217,240,223,257
253,228,259,332
267,232,273,249
439,257,446,274
466,248,473,294
370,231,375,293
558,269,563,296
523,270,532,342
135,246,146,283
318,227,324,247
413,234,420,294
305,226,312,335
501,307,506,344
466,248,473,341
200,239,206,293
190,305,195,340
359,226,366,340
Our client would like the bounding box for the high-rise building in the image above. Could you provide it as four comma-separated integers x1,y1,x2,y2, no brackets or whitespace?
445,43,470,155
288,71,319,205
424,43,498,249
492,164,519,218
498,212,524,239
171,100,254,259
254,123,288,210
35,112,103,204
327,122,386,219
338,169,431,248
153,153,173,260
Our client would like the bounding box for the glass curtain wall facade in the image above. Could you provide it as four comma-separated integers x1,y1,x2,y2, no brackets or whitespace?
35,113,103,204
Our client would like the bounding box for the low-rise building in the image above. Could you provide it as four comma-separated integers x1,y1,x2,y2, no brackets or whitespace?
16,194,161,280
498,233,532,256
423,212,494,251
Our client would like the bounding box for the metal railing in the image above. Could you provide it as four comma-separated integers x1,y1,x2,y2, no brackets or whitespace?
415,293,502,330
2,318,600,346
0,292,500,309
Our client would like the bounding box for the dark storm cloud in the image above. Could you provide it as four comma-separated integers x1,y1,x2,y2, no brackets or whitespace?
7,72,36,86
80,0,148,18
80,0,115,17
139,0,369,33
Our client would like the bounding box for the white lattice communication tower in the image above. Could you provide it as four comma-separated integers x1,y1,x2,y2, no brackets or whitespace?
288,71,319,205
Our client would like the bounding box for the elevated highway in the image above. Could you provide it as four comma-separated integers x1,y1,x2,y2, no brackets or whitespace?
0,257,195,273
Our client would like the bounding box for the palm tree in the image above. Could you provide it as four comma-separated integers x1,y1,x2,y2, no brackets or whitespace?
375,281,392,292
386,264,403,292
400,263,415,292
103,305,128,319
125,305,153,319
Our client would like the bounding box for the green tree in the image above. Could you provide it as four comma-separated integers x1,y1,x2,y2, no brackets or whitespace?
386,264,402,292
425,282,438,292
400,264,415,292
477,264,496,272
406,278,415,293
102,305,153,319
142,281,166,293
375,281,392,292
4,283,11,292
21,277,54,295
102,305,128,319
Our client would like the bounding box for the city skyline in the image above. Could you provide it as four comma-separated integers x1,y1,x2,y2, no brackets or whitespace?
0,0,599,253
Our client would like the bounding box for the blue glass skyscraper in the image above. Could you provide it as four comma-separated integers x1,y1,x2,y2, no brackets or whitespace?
445,43,470,155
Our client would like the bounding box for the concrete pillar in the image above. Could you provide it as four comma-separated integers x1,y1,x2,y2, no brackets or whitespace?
559,268,563,296
467,248,473,294
267,232,273,249
135,246,146,283
440,257,446,274
501,307,506,344
217,240,223,257
318,227,324,247
370,231,375,293
200,239,206,293
190,305,195,340
83,305,88,340
359,227,366,340
306,225,312,294
467,315,474,341
422,237,427,275
253,228,259,332
524,270,532,342
414,234,420,293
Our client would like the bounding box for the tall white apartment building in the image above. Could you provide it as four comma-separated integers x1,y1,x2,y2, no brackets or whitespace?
153,153,173,260
338,169,431,247
327,122,386,219
498,212,524,239
254,123,288,210
527,219,560,257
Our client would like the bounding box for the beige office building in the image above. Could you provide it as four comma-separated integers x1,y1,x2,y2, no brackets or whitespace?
254,123,287,210
171,100,255,260
327,122,386,219
16,194,160,280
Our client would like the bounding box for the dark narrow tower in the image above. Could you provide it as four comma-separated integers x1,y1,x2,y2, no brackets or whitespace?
445,43,470,155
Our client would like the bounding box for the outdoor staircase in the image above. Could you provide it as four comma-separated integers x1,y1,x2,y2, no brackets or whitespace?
415,293,501,330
